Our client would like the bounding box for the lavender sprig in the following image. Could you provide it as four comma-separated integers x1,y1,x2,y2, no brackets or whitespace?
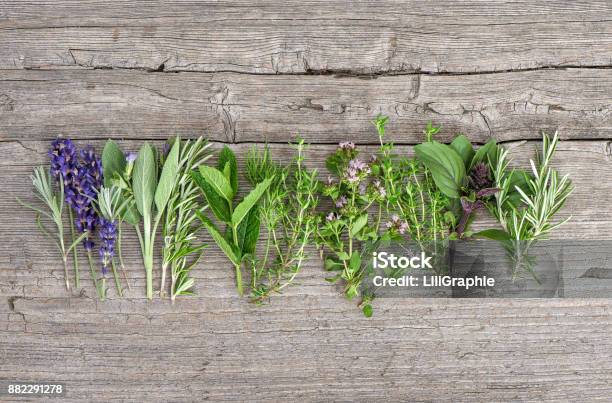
49,138,81,287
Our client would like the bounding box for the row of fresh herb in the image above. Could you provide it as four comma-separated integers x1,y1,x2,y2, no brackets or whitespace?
20,116,573,314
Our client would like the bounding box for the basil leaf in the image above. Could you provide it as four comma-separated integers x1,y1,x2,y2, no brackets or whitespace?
191,170,231,223
415,141,466,198
217,146,238,196
196,211,240,265
198,165,234,202
231,177,272,228
102,140,126,187
237,204,260,255
471,139,497,169
450,135,474,168
155,138,180,216
133,143,158,218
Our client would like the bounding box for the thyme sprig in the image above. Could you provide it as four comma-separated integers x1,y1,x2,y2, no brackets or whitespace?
246,140,320,303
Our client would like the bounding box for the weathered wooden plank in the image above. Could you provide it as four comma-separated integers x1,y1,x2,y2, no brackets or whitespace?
1,69,611,143
0,297,611,401
1,1,611,73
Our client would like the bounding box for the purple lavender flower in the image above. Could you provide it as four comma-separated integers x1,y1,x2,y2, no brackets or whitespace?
335,195,348,208
98,218,117,274
73,147,103,251
50,140,103,251
326,176,335,186
326,212,338,222
49,138,78,203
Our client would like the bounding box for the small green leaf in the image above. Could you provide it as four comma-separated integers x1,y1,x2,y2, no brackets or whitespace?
133,143,158,219
196,211,240,265
362,304,373,318
102,140,126,187
231,177,272,228
471,139,497,169
217,146,238,196
450,135,475,168
191,170,231,223
350,213,368,237
198,165,234,202
336,251,350,261
349,253,361,272
472,229,511,241
415,141,466,198
155,138,180,215
237,204,260,255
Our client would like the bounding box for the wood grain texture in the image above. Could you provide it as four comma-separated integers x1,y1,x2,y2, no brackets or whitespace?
1,68,611,143
1,141,612,401
1,1,611,73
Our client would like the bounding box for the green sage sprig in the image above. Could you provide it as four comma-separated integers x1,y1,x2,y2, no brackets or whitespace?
192,146,272,296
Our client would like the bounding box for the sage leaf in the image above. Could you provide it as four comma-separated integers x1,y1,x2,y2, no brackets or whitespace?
133,143,158,218
415,141,465,198
191,170,231,223
155,138,180,215
102,140,127,187
196,211,240,265
231,177,272,228
198,165,234,202
450,135,475,168
217,146,238,196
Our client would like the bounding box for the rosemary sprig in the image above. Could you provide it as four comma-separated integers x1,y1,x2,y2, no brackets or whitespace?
18,167,88,290
486,132,573,277
160,137,212,301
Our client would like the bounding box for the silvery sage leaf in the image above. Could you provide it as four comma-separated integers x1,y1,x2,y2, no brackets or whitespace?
102,140,127,187
133,143,158,218
155,138,180,216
